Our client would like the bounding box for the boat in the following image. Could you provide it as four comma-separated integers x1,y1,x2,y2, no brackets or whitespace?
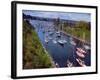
76,48,86,54
52,39,57,44
58,40,64,45
57,33,61,37
56,31,61,37
76,51,85,58
76,58,86,67
58,39,67,45
63,39,67,43
45,36,49,43
48,37,52,40
67,60,73,67
56,31,60,34
70,40,76,46
49,31,54,35
55,62,59,68
45,38,49,43
83,45,90,50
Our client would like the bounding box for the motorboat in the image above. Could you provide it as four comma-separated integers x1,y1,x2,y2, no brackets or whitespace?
76,51,85,58
45,39,49,43
45,37,49,43
58,39,67,45
76,48,86,54
57,34,61,37
52,39,57,44
83,45,90,50
70,40,76,46
56,31,61,37
56,31,60,34
49,31,54,35
63,39,67,43
58,40,64,45
76,58,86,67
55,62,59,68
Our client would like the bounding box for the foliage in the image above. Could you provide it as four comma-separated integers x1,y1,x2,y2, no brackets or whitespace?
62,21,91,43
23,20,53,69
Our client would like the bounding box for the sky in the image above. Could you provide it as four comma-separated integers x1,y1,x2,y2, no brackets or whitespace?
23,10,91,22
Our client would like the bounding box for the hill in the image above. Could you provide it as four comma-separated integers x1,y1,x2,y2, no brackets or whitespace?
23,20,54,69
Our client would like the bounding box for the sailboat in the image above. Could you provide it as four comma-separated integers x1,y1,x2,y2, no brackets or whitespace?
45,38,49,43
76,48,86,54
55,62,59,68
52,38,57,44
76,50,85,58
70,38,76,46
76,58,86,67
83,44,90,50
45,33,49,43
58,22,67,45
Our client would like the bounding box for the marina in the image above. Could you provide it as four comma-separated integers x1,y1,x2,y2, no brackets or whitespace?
30,20,91,67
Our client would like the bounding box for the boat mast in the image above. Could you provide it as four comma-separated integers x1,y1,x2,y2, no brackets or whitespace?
82,32,85,46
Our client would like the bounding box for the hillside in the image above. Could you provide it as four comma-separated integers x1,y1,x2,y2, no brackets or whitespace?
23,20,54,69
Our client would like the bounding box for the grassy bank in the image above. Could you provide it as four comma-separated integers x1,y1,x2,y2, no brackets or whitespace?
56,21,91,43
23,20,54,69
64,27,90,43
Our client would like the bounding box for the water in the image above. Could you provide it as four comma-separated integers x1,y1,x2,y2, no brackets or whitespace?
30,20,91,67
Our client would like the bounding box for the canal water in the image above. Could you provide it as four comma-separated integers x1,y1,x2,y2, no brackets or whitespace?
30,20,91,67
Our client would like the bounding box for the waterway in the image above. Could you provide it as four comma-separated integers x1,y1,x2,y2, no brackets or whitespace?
30,20,91,67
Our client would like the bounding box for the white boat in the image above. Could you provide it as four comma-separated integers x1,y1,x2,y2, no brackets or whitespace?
52,39,57,44
76,51,85,58
63,39,67,43
56,31,61,37
45,39,49,43
45,36,49,43
76,48,86,54
58,40,64,44
76,58,86,67
55,62,59,68
83,45,90,50
70,40,76,46
49,31,54,35
56,31,60,34
58,39,67,45
57,34,61,37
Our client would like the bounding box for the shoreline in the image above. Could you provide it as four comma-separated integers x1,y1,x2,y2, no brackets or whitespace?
30,20,90,68
42,44,57,68
60,30,90,45
34,27,57,68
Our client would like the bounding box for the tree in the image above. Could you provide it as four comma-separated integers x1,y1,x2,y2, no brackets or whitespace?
75,21,90,30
